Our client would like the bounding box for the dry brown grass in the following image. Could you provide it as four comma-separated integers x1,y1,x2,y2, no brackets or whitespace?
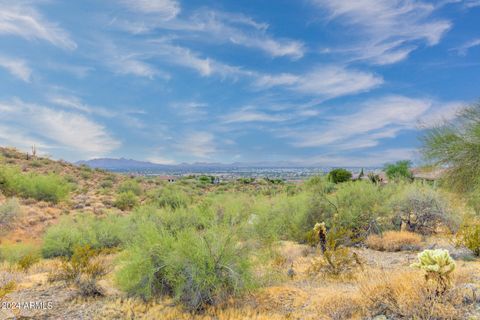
95,298,289,320
365,231,422,252
357,269,473,319
314,290,362,320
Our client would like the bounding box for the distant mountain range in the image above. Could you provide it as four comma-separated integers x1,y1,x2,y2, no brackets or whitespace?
76,157,348,171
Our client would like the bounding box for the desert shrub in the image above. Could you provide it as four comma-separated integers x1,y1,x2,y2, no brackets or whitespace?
329,181,388,240
389,184,456,234
126,205,216,240
237,177,255,184
117,224,255,311
308,225,361,278
0,166,70,203
411,249,456,294
0,198,21,228
42,214,127,258
367,173,382,184
64,174,78,184
50,245,107,296
0,243,40,271
0,279,15,299
42,218,85,258
117,180,142,196
93,214,128,249
198,175,214,184
316,290,362,320
251,193,309,243
327,168,352,184
305,175,335,194
466,188,480,215
115,191,139,211
365,231,422,252
384,160,413,180
147,187,189,210
100,180,113,189
455,221,480,256
359,270,464,319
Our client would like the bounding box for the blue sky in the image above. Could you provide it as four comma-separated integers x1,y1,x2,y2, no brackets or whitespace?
0,0,479,166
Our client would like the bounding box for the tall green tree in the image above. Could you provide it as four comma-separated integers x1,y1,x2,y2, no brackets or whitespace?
421,102,480,192
384,160,412,180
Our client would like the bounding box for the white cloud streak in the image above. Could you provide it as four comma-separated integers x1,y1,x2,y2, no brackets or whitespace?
0,99,120,158
120,0,180,19
0,1,76,50
453,38,480,55
0,55,32,82
285,95,460,149
254,65,383,99
176,132,216,158
312,0,451,65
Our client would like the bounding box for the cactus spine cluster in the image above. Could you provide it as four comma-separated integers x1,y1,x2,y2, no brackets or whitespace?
411,249,456,293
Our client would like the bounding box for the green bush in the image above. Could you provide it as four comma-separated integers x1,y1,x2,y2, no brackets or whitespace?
114,191,139,211
305,175,335,194
147,187,189,210
100,180,113,189
42,214,127,258
50,245,107,297
0,243,40,270
305,181,388,241
333,181,387,238
384,160,413,181
455,221,480,256
42,219,86,258
328,169,352,184
0,198,21,228
117,180,142,196
116,224,254,311
389,184,456,234
251,193,309,243
198,175,214,184
0,166,70,203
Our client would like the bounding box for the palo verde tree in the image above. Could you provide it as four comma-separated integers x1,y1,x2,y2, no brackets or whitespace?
384,160,413,181
421,102,480,193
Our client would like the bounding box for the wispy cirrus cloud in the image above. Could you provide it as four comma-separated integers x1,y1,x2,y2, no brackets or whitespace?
176,131,217,158
0,55,32,82
312,0,451,65
220,106,290,124
283,95,460,149
0,98,120,158
111,5,305,59
452,38,480,55
48,94,115,117
254,65,383,99
0,1,76,50
119,0,180,19
187,10,305,59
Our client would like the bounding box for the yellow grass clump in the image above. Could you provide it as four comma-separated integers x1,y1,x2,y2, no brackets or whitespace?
357,269,470,319
365,231,422,252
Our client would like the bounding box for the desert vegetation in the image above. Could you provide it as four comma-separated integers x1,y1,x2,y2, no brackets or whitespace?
0,104,479,319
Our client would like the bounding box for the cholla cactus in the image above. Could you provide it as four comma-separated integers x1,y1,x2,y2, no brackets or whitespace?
314,222,327,253
411,249,456,293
